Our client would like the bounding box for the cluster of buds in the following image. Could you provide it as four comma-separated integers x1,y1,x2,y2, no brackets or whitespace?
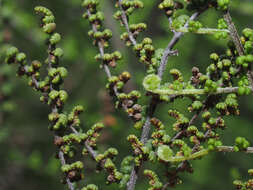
233,169,253,190
88,29,112,48
83,0,144,126
134,38,155,66
49,106,84,134
115,0,162,75
151,118,171,146
172,15,189,30
201,111,225,131
187,125,203,145
104,70,143,123
233,137,250,152
242,28,253,54
116,90,143,122
188,20,203,32
158,0,184,17
61,161,84,182
82,0,103,26
85,122,104,147
120,23,147,46
215,18,228,39
207,138,223,151
5,47,39,86
114,0,144,23
217,0,230,11
190,67,202,86
95,148,123,184
62,133,88,145
144,169,163,190
67,105,84,129
216,93,239,116
95,51,122,68
82,0,113,51
172,139,193,158
127,134,151,166
81,184,98,190
106,73,129,95
168,110,189,132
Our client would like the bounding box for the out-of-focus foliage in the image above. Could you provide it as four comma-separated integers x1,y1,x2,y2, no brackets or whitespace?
0,0,253,190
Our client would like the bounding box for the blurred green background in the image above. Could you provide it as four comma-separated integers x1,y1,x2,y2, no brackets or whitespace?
0,0,253,189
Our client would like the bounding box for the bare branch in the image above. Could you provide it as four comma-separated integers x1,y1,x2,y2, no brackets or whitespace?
223,10,244,56
158,11,202,78
217,146,253,154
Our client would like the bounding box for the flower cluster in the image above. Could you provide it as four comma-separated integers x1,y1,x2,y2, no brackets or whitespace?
233,169,253,190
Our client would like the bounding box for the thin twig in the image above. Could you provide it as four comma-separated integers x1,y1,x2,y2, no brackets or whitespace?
118,0,137,46
69,122,98,160
150,86,253,96
158,10,206,78
172,27,230,35
223,11,244,56
217,146,253,154
169,110,201,143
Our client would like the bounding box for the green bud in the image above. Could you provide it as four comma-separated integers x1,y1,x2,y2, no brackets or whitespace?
50,33,61,44
49,90,59,99
59,90,68,103
6,46,19,58
48,68,57,77
81,184,98,190
57,67,68,78
42,15,55,24
43,23,56,34
192,101,203,110
246,54,253,62
242,28,253,38
238,86,245,96
16,53,26,63
157,145,173,162
52,75,61,84
210,53,219,61
34,6,53,17
61,164,71,173
236,56,246,65
53,48,64,57
217,0,230,11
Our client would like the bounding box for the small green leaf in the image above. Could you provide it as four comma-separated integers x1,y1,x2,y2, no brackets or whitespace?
143,74,161,91
157,145,173,161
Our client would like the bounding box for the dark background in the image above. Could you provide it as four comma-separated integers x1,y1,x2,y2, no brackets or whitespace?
0,0,253,189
